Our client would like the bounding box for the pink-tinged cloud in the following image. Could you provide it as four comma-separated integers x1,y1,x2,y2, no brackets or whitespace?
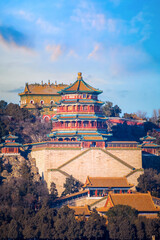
88,43,103,60
45,44,63,61
0,34,35,55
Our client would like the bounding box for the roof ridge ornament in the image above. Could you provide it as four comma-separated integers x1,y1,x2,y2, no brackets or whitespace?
77,72,82,80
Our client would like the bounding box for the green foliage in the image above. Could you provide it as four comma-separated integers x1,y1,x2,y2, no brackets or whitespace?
102,101,121,117
136,169,160,197
123,112,139,119
61,175,81,196
106,205,138,240
54,206,82,240
84,209,108,240
50,182,58,201
0,100,52,143
0,100,7,110
0,119,7,142
111,121,145,141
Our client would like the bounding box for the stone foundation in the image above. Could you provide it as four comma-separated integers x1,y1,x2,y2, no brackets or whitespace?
31,147,142,195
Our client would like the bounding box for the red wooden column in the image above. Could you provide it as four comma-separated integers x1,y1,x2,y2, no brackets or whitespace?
88,190,90,197
76,105,78,112
81,121,84,128
95,189,98,197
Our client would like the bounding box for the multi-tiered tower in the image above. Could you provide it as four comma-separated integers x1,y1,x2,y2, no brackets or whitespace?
48,72,110,148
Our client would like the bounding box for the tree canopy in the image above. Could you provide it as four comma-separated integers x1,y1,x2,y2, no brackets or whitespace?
0,100,52,143
106,205,138,240
136,169,160,197
102,101,122,117
61,175,82,196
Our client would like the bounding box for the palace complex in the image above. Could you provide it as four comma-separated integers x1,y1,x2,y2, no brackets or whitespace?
1,72,159,200
27,73,143,195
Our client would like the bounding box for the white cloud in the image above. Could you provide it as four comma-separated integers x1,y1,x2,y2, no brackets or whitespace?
106,18,117,32
130,12,151,42
108,45,152,77
36,18,60,34
109,0,121,6
45,44,63,61
10,10,60,34
67,49,79,58
16,10,34,21
71,3,106,30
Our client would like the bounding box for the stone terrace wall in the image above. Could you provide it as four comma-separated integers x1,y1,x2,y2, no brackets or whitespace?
31,148,142,195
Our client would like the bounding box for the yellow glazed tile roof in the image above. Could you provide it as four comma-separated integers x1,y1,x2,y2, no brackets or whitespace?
83,176,133,188
19,83,68,95
60,73,102,93
109,192,159,212
69,205,91,216
96,207,110,213
56,190,88,201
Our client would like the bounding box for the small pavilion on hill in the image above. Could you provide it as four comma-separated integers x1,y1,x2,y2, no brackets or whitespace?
48,72,111,148
139,134,160,155
0,133,22,155
83,176,133,197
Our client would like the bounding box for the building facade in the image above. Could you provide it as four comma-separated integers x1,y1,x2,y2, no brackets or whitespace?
19,81,68,121
0,133,22,155
139,134,160,155
48,72,111,148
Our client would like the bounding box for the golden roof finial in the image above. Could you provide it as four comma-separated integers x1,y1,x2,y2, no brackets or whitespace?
77,72,82,80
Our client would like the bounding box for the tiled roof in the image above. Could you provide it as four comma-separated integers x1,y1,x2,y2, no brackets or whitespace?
0,142,22,147
19,83,68,95
79,100,104,104
140,135,156,141
55,190,88,201
107,141,138,144
59,73,102,94
69,205,91,216
60,99,104,105
139,143,160,148
2,134,18,140
109,192,159,212
83,176,133,188
96,207,110,213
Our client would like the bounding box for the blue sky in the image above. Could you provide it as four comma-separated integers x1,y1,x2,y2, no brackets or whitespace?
0,0,160,116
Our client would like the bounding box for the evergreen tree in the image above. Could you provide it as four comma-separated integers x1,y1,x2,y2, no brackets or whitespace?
136,169,160,197
50,182,58,199
54,206,82,240
102,101,121,117
84,209,108,240
106,205,138,240
61,175,81,196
